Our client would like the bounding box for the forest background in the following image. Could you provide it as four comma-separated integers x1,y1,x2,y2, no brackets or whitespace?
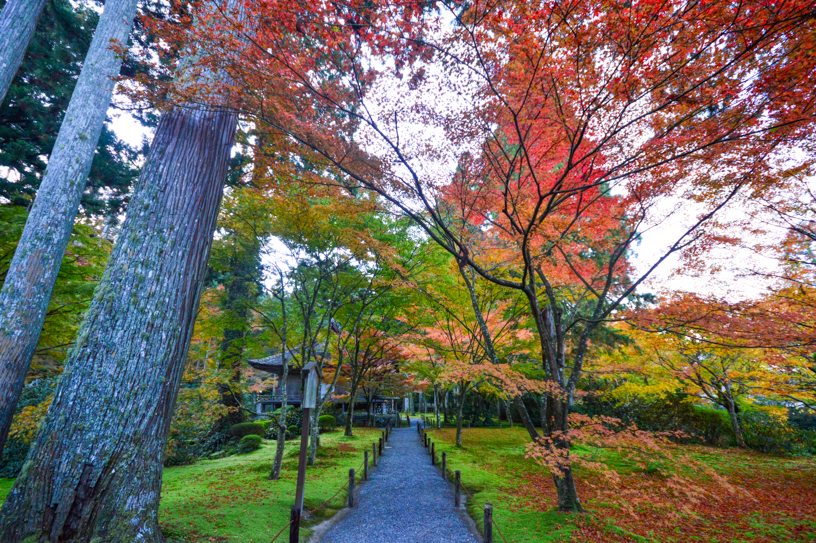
0,0,814,541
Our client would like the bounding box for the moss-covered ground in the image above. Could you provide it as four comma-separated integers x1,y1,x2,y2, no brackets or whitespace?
0,428,382,543
427,426,816,543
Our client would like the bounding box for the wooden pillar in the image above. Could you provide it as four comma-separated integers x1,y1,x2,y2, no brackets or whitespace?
442,451,447,480
364,450,369,480
455,470,461,507
348,469,355,507
484,503,493,543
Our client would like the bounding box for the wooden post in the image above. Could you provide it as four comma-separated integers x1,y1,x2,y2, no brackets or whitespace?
431,442,436,465
348,469,355,507
484,503,493,543
442,451,447,480
417,421,421,433
455,470,461,508
364,450,369,480
372,442,377,466
378,437,383,455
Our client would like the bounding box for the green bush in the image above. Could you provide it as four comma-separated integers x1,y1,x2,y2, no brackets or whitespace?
258,419,272,432
739,408,816,456
318,415,336,432
237,434,262,454
576,392,734,446
229,422,265,439
286,425,299,440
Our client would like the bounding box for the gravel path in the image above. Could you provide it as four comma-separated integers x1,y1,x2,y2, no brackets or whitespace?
318,419,479,543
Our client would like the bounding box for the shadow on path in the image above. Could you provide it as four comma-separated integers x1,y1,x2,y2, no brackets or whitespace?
318,419,479,543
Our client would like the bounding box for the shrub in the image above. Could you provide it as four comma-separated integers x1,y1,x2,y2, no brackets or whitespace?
237,434,262,454
258,419,272,432
576,392,734,446
229,422,265,439
286,425,299,440
739,408,816,456
318,415,336,432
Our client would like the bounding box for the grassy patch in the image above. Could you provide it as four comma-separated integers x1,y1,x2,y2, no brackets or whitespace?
0,429,380,543
427,427,816,543
0,478,13,503
159,428,380,542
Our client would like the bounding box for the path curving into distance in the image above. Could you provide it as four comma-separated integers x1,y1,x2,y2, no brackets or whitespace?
318,418,479,543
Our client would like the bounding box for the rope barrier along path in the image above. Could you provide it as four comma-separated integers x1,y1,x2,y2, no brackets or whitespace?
267,448,370,543
458,477,510,543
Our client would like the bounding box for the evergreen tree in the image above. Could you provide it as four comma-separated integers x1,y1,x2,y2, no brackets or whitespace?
0,0,143,218
0,0,47,104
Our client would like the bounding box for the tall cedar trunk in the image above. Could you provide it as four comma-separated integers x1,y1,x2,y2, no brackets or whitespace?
269,361,289,480
0,105,238,542
216,242,260,430
0,0,47,104
0,0,139,455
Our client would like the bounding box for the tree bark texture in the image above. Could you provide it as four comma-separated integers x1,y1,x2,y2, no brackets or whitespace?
0,0,47,104
0,0,139,455
0,104,238,542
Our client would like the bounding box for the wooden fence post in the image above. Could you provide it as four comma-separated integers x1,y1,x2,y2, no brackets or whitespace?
378,437,383,455
442,451,447,480
484,503,493,543
431,442,436,465
364,450,369,480
373,442,377,466
348,469,355,507
455,470,461,507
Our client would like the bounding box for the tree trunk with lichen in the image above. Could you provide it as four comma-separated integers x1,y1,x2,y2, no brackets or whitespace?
0,0,139,457
0,0,47,104
0,104,238,542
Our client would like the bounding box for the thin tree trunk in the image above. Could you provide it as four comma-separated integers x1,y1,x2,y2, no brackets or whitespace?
504,399,513,427
726,398,746,448
514,396,540,441
269,362,289,480
308,401,321,466
0,102,239,541
433,384,440,429
550,397,582,512
0,0,139,455
456,386,467,447
344,381,358,437
0,0,47,104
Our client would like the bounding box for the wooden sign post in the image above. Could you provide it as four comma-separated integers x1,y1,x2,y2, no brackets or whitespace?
289,361,317,543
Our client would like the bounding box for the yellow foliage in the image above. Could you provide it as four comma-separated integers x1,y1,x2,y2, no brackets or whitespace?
9,395,52,445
